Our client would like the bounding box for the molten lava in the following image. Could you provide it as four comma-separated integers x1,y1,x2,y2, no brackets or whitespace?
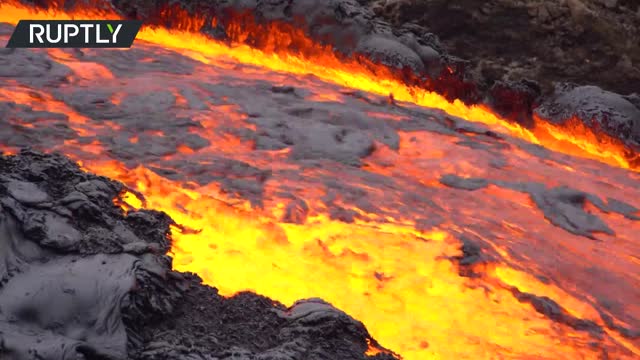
1,2,636,171
1,2,639,360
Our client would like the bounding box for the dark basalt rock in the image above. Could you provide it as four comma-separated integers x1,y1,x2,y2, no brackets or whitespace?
535,83,640,147
0,149,397,360
488,79,542,127
356,34,426,73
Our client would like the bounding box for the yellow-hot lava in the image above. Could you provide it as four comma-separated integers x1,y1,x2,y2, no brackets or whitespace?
90,162,638,359
1,2,639,360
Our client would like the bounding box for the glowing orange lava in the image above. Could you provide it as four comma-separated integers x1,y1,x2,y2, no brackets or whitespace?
0,2,636,171
1,2,639,360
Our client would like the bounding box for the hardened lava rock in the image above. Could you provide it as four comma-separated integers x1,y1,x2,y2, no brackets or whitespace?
367,0,640,96
535,83,640,148
0,149,397,360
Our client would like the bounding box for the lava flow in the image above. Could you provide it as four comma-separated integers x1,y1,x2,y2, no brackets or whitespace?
1,2,640,360
1,2,637,171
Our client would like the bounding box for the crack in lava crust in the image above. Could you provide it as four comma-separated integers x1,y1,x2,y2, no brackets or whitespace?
1,4,640,360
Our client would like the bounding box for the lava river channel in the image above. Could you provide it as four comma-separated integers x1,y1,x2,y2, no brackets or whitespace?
1,4,640,360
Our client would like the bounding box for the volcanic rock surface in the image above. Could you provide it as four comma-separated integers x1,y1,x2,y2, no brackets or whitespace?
0,150,396,360
1,4,640,360
369,0,640,95
535,83,640,149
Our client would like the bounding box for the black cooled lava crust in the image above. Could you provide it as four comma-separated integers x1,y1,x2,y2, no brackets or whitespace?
0,149,397,360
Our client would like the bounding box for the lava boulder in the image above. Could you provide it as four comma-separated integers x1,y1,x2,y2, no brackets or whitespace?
535,83,640,147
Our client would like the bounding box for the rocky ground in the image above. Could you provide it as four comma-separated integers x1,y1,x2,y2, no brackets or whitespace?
368,0,640,95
